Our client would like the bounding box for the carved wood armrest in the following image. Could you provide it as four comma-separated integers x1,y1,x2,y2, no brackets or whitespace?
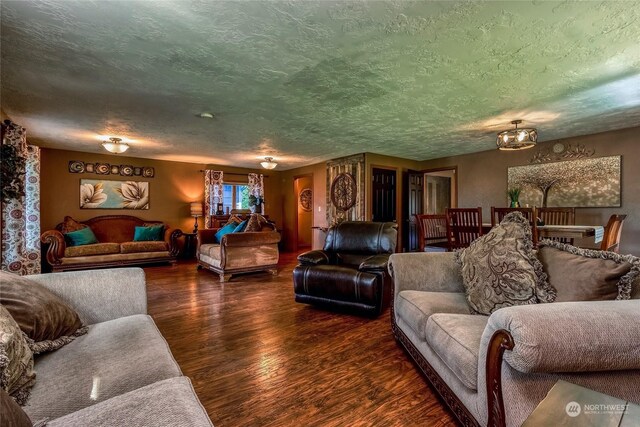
41,230,66,265
486,329,515,427
164,228,183,257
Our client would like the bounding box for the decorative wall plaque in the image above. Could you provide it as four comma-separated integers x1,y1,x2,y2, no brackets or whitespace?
529,142,595,164
69,161,154,177
331,172,357,211
299,188,312,212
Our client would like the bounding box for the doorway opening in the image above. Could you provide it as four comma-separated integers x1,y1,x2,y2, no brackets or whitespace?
424,168,457,214
293,175,313,251
371,167,397,223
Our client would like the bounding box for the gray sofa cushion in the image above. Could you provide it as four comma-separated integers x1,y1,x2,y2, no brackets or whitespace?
425,313,488,391
24,314,181,421
395,291,469,340
46,377,212,427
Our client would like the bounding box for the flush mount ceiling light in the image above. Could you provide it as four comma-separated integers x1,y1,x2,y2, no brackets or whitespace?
496,120,537,151
260,157,277,169
199,112,215,119
102,137,129,154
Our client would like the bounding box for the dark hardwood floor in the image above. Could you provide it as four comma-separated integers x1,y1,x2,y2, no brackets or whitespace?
144,253,456,426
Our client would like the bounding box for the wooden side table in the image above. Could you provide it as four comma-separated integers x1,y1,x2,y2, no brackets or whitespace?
181,233,197,259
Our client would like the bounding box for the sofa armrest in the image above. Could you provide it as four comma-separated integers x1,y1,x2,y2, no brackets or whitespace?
41,230,66,266
26,268,147,325
484,300,640,374
221,231,281,248
197,229,219,249
164,227,183,256
297,250,330,265
388,252,464,296
359,254,390,272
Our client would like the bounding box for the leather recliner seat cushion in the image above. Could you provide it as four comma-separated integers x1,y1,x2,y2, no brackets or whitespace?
293,265,379,305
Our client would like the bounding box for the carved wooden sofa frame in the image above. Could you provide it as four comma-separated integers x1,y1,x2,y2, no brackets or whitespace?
41,215,182,272
390,294,513,427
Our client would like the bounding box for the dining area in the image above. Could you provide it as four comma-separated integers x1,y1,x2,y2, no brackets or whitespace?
415,207,627,254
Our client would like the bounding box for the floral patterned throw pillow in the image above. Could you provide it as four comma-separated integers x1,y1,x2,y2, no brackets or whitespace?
455,212,554,315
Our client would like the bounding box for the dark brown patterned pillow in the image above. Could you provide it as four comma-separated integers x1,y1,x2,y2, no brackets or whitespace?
0,305,36,406
0,272,88,354
537,240,639,301
59,216,87,234
0,389,32,425
245,214,269,232
456,212,554,315
224,215,243,227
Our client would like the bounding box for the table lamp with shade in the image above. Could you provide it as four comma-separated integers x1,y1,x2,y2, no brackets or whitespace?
190,202,203,233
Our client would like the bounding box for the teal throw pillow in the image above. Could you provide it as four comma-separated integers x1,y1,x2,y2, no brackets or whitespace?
64,227,98,247
233,220,248,233
215,222,237,243
133,225,164,242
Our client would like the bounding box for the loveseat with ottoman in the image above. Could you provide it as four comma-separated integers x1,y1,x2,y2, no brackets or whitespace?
388,213,640,426
41,215,182,272
0,267,212,426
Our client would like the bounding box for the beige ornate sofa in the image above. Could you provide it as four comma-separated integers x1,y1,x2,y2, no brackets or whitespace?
41,215,182,272
388,252,640,427
197,224,280,282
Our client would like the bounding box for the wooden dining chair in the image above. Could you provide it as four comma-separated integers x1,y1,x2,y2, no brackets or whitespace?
414,214,448,252
491,207,538,245
536,207,576,244
490,207,535,226
445,208,483,250
600,214,627,253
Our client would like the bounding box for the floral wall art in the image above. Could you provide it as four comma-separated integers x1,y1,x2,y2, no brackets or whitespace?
80,179,149,210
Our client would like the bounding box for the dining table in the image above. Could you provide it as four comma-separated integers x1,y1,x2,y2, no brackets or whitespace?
481,223,605,244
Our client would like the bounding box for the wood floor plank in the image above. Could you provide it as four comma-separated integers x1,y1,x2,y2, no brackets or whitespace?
144,253,457,426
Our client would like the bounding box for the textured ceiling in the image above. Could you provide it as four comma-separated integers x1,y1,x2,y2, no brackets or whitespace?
2,1,640,170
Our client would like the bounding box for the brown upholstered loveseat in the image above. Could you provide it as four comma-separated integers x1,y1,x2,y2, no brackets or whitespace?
41,215,182,272
197,221,281,282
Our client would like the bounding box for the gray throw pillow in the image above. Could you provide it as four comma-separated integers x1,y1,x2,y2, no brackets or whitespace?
456,212,554,315
537,240,639,301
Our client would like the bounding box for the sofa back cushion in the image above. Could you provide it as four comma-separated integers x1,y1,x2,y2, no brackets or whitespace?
58,216,164,244
323,221,398,257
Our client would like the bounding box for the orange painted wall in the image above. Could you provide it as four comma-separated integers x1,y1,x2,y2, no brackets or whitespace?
39,148,283,233
294,175,313,248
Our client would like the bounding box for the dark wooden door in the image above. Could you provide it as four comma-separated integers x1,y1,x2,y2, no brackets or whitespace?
403,171,424,252
372,168,397,223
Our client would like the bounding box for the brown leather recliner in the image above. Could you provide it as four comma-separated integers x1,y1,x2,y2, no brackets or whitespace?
293,221,398,317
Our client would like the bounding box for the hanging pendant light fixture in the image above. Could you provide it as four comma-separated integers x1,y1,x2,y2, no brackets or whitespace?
496,120,537,151
102,137,129,154
260,157,277,169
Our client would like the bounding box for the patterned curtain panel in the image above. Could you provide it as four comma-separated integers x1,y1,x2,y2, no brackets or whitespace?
247,173,265,214
326,154,365,226
1,121,41,275
204,170,223,229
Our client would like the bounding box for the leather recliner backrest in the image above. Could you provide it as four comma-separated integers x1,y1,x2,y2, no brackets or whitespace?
323,221,398,256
